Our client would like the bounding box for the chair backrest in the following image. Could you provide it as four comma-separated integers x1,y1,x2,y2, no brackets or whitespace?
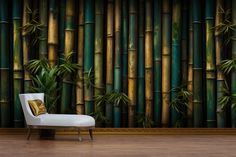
19,93,44,125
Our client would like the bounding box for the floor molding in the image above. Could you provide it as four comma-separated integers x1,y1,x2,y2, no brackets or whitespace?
0,128,236,135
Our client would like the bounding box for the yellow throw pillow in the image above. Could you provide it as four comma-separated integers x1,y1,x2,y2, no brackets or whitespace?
28,99,47,116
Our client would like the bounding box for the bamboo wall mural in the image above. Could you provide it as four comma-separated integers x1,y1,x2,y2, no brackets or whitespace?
76,0,84,114
0,0,236,128
13,0,24,127
128,0,137,127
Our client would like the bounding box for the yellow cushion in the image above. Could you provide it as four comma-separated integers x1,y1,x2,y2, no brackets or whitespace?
28,99,47,116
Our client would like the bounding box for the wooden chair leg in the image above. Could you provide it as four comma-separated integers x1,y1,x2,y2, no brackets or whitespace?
78,129,82,141
89,129,93,141
27,126,31,140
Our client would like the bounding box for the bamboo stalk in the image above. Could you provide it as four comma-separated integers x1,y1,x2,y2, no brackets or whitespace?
153,0,162,127
137,0,145,127
84,0,95,115
121,0,128,127
231,0,236,128
215,0,225,128
187,1,193,127
58,0,65,64
128,0,137,127
114,0,122,127
13,0,24,127
161,0,171,127
171,0,182,127
106,0,114,127
61,0,75,113
145,0,153,121
76,0,85,114
94,0,104,96
192,0,203,127
39,0,48,58
48,0,58,66
206,0,216,128
0,0,10,127
22,0,31,93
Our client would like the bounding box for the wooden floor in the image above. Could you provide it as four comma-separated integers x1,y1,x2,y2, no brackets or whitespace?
0,134,236,157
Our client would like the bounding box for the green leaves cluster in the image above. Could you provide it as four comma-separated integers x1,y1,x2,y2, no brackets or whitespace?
25,53,79,113
136,114,154,128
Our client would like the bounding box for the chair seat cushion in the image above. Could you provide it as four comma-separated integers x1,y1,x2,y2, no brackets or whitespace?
37,114,95,127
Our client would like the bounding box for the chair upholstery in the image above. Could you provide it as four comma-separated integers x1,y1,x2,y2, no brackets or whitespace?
19,93,95,140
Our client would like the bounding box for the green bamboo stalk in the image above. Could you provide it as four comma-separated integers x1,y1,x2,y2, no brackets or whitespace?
84,0,94,115
187,1,193,127
145,0,153,122
22,0,31,93
58,0,65,64
121,0,128,127
193,0,203,127
61,0,75,113
231,0,236,128
0,0,10,127
137,0,145,126
161,0,171,127
39,0,48,58
215,0,225,128
114,0,122,128
171,0,182,127
206,0,216,128
76,0,84,114
128,0,137,127
48,0,58,66
13,0,24,127
94,0,104,96
153,0,162,127
106,0,114,127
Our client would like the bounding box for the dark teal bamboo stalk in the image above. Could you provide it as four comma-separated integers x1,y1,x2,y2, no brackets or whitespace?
39,0,48,58
84,0,94,115
114,0,122,127
231,0,236,128
171,0,182,127
0,0,11,127
121,0,128,127
137,0,145,127
58,0,65,64
153,0,162,127
205,0,216,128
13,0,24,127
215,0,225,128
192,0,203,127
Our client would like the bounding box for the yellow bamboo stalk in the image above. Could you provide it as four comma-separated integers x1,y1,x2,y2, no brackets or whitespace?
145,0,153,119
76,0,84,114
48,1,58,66
161,0,171,127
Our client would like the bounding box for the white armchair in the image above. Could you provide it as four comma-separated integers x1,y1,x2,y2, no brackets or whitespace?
19,93,95,140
